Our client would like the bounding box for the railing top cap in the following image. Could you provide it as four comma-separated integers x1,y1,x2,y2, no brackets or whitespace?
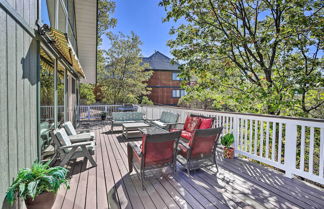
139,105,324,123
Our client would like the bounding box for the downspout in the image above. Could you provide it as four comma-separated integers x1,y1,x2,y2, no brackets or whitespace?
36,0,41,161
95,0,99,84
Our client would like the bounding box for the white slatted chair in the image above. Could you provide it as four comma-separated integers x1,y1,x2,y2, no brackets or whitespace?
51,128,97,167
62,121,95,143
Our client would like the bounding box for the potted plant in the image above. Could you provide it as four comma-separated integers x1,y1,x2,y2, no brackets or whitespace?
5,162,69,209
101,111,107,120
221,133,235,159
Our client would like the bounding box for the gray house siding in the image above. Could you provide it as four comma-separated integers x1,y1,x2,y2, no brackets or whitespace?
0,0,39,207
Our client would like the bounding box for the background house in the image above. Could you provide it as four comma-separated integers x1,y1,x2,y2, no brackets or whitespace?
143,51,186,105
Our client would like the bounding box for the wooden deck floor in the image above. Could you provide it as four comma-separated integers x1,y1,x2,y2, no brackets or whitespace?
52,123,324,209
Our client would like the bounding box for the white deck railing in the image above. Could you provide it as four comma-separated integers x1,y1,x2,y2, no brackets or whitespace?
78,105,124,120
138,105,324,185
40,105,64,121
40,105,137,121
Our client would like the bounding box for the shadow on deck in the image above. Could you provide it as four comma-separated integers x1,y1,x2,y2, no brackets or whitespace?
52,122,324,209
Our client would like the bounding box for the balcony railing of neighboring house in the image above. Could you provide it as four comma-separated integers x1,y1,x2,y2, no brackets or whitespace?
137,105,324,186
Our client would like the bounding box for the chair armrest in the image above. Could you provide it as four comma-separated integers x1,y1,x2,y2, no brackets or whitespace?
59,141,92,149
178,140,191,150
145,118,160,121
164,122,177,125
77,129,90,134
128,142,142,157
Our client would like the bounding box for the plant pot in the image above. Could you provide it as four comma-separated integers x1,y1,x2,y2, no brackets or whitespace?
101,115,106,120
223,147,234,159
25,192,56,209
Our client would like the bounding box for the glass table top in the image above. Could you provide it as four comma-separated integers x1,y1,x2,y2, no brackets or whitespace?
138,126,169,135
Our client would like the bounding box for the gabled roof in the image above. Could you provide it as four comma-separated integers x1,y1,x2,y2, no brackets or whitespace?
142,51,179,71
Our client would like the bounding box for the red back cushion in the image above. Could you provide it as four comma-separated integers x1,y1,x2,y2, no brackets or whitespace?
185,117,201,133
183,116,192,130
190,134,217,157
142,135,175,166
199,118,213,129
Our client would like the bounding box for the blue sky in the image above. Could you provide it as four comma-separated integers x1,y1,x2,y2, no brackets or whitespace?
101,0,177,58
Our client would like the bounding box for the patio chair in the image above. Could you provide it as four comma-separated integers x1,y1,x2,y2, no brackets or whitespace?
51,128,97,167
127,130,182,189
62,121,95,143
147,111,179,130
176,127,223,176
171,114,215,143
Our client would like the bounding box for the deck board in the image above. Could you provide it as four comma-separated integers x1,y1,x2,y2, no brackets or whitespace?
53,123,324,209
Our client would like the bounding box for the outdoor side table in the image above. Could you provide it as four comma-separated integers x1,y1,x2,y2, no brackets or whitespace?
122,122,150,139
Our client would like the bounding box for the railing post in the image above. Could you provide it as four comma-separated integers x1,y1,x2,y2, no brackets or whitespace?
233,116,239,157
284,122,297,178
87,106,91,120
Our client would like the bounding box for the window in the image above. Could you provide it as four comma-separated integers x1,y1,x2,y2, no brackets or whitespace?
172,72,181,80
72,78,76,94
41,0,54,26
58,2,67,32
172,89,187,98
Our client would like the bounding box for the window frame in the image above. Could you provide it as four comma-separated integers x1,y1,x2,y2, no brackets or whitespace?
172,72,181,81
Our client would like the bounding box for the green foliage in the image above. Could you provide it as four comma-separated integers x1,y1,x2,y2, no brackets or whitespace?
97,0,117,45
40,67,65,106
160,0,324,118
141,96,154,105
5,162,69,205
97,0,117,92
80,83,96,105
221,133,234,148
98,32,153,104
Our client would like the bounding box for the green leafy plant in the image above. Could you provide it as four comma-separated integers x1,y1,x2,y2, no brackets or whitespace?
5,162,69,205
101,111,107,117
141,96,154,105
221,133,234,148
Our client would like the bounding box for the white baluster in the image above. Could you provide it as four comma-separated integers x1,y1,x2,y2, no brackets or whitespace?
284,122,297,178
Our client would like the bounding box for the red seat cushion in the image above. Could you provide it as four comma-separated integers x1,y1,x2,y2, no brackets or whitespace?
185,117,201,132
178,142,189,157
181,130,192,141
199,118,213,129
170,128,180,132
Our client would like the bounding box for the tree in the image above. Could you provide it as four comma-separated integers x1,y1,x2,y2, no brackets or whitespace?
97,0,117,86
141,96,154,105
80,83,96,105
97,0,117,45
160,0,323,118
98,32,152,104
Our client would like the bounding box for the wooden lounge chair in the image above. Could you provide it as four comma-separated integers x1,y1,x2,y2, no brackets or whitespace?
176,127,223,176
51,128,97,167
147,111,179,130
62,121,95,142
127,130,181,189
